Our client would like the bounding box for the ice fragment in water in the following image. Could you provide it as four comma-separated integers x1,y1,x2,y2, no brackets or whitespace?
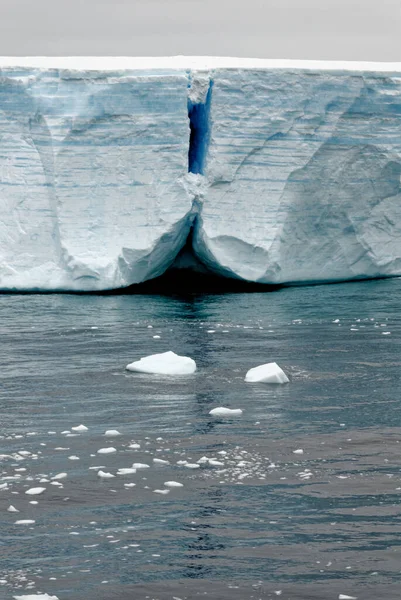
25,487,46,495
104,429,121,436
13,595,59,600
245,362,289,384
97,470,115,479
71,424,88,432
132,463,149,469
209,407,243,416
164,481,183,487
126,351,196,375
97,447,117,454
7,505,19,512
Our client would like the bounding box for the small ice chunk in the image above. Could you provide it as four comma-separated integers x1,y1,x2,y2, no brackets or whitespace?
52,473,67,480
15,520,35,525
209,407,243,417
124,483,136,488
68,455,80,460
13,595,59,600
208,459,225,466
7,505,19,512
245,362,289,384
97,447,117,454
164,481,183,487
153,489,170,495
338,595,357,600
97,470,115,479
104,430,121,437
153,458,170,465
293,449,304,455
184,462,200,469
129,443,140,449
71,425,88,432
132,463,149,469
126,351,196,375
117,468,137,475
25,487,46,496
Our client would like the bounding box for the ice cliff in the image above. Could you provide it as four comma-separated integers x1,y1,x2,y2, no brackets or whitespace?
0,57,400,291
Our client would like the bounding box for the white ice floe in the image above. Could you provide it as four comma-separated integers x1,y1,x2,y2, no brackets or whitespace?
164,481,183,487
52,473,67,480
7,505,19,512
293,449,304,455
97,447,117,454
117,468,137,475
245,362,289,384
104,429,121,436
97,470,115,479
129,443,141,449
126,351,196,375
71,424,88,432
338,595,357,600
15,520,35,525
209,407,243,417
153,489,170,495
153,458,170,465
132,463,149,469
13,595,59,600
25,487,46,496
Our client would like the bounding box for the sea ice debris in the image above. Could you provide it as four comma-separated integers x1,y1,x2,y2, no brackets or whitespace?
25,487,46,496
104,429,121,436
164,481,183,487
209,407,243,416
13,595,59,600
126,351,196,375
97,470,115,479
245,362,289,384
71,424,88,432
97,447,117,454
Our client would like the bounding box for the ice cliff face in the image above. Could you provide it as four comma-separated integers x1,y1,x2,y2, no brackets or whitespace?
0,57,400,291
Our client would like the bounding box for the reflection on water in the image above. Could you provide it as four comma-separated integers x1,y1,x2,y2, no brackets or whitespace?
1,278,401,598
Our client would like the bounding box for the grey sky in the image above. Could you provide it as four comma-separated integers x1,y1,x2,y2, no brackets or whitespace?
0,0,399,60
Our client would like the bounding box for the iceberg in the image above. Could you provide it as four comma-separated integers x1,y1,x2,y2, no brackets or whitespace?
0,57,399,291
245,362,289,384
126,350,196,375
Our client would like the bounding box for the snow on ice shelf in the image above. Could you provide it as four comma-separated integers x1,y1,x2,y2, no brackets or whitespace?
0,57,400,291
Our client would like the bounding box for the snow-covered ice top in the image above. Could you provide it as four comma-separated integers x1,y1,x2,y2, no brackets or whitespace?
0,56,400,72
0,57,400,291
245,363,289,384
126,351,197,375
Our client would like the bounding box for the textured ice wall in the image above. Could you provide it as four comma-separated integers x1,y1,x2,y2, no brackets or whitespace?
195,69,401,283
0,67,192,290
0,59,400,290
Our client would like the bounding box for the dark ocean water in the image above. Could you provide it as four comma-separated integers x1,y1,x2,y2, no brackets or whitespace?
1,278,401,599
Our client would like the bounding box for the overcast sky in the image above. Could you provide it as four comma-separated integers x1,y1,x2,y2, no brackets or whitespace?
0,0,399,60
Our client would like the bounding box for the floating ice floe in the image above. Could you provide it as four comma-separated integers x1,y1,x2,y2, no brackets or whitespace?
153,458,170,465
15,520,35,525
126,351,196,375
71,424,88,432
97,470,115,479
293,449,304,455
7,505,19,512
52,473,67,480
245,362,289,384
164,481,183,487
338,595,357,600
97,447,117,454
25,487,46,496
117,468,136,475
104,429,121,436
13,594,59,600
209,407,243,417
132,463,149,469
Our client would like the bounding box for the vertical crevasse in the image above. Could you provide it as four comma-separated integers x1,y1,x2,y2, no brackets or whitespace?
187,73,213,175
